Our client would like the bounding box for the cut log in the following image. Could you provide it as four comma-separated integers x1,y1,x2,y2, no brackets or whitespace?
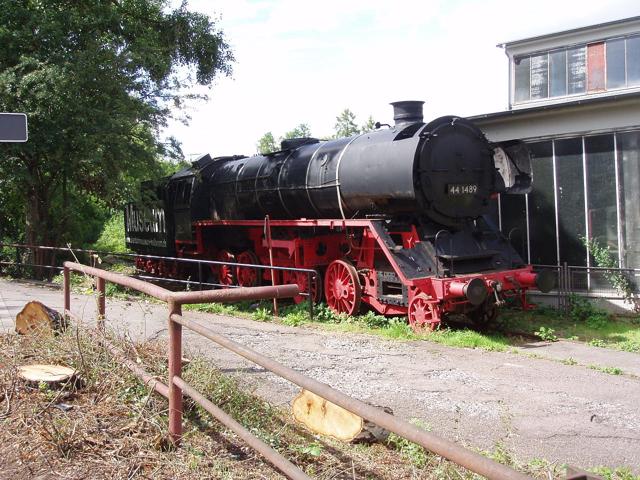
292,389,363,442
18,364,76,386
15,301,67,335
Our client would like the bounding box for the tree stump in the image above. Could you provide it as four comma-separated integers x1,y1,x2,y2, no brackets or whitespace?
17,364,77,387
15,301,67,335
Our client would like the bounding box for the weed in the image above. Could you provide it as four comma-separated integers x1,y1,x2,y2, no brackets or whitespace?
281,310,307,326
380,319,417,339
290,442,323,457
359,310,392,328
590,465,640,480
184,302,239,316
535,326,558,342
251,307,272,322
562,357,577,365
428,328,510,351
582,237,640,312
386,419,431,468
588,364,623,375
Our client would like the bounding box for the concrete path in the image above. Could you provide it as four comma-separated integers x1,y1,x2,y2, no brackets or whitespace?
1,278,639,472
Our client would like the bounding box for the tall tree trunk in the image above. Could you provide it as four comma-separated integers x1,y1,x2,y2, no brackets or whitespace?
24,183,53,279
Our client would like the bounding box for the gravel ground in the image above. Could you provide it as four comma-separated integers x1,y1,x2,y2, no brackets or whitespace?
1,278,639,472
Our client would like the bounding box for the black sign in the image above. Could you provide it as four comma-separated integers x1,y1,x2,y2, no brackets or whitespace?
0,113,28,142
447,183,478,196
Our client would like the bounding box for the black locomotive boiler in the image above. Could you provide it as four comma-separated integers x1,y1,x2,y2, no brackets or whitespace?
125,101,555,329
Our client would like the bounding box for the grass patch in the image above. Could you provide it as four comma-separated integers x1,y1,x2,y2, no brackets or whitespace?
589,466,640,480
501,298,640,353
588,364,624,376
188,301,513,351
426,329,510,351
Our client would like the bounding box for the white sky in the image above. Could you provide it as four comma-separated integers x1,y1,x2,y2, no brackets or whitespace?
165,0,640,159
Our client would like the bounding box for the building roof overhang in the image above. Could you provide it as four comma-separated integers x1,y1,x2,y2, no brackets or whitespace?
497,16,640,60
469,91,640,142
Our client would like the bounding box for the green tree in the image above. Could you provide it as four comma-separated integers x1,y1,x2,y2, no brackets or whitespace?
284,123,312,139
334,108,360,138
0,1,232,266
257,132,278,154
361,115,377,133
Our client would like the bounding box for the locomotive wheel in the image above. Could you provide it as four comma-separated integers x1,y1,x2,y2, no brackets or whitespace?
292,270,322,304
468,298,498,327
408,294,439,332
324,260,361,316
215,250,236,287
236,250,261,287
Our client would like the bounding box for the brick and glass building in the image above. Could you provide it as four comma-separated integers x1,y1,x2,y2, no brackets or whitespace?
471,16,640,276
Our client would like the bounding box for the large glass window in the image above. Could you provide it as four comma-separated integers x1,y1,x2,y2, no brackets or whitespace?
585,135,618,260
567,46,587,94
514,57,531,103
497,131,640,271
530,54,549,99
528,142,557,265
618,131,640,269
550,50,567,97
555,138,587,266
500,194,528,262
606,38,626,89
627,35,640,86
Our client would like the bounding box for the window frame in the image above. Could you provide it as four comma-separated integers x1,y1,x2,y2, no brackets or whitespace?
511,33,640,106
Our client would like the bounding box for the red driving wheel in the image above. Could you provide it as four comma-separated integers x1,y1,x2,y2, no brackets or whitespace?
215,250,236,287
324,260,361,316
236,250,261,287
292,270,322,304
408,294,440,332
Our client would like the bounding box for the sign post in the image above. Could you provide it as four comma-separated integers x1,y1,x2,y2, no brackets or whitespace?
0,113,28,142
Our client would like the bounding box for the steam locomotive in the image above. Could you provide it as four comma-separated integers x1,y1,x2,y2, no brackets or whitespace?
125,101,555,330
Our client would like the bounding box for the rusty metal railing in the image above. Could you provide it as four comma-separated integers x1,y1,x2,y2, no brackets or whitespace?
1,242,318,320
61,260,530,480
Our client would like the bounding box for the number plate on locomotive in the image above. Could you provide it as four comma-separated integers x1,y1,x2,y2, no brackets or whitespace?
447,183,478,195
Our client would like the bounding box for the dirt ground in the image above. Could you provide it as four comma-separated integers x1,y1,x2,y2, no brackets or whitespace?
1,278,639,473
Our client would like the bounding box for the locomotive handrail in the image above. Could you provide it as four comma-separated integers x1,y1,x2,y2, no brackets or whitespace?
433,229,453,278
60,260,532,480
506,227,524,269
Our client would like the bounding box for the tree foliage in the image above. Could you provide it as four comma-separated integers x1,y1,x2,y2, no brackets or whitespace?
256,124,313,154
334,108,360,138
0,0,233,251
361,115,377,133
257,132,278,154
284,123,312,139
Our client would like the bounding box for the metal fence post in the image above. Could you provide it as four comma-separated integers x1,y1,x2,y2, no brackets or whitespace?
168,300,183,444
63,265,70,312
308,271,314,321
96,276,106,331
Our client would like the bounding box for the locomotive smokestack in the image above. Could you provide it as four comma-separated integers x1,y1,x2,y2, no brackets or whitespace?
390,100,424,128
